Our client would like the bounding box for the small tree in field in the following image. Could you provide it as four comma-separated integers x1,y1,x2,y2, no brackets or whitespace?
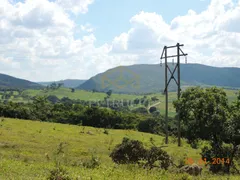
110,137,172,170
110,137,146,164
106,90,112,97
149,106,157,113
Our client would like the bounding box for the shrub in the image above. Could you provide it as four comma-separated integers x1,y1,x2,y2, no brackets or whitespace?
110,137,172,170
151,96,159,102
145,146,172,170
201,145,230,173
149,106,157,113
47,166,71,180
47,95,59,104
110,137,147,164
190,140,200,149
103,129,109,135
138,118,163,135
152,110,160,117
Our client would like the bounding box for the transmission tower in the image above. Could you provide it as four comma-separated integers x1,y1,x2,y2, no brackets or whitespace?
160,43,188,147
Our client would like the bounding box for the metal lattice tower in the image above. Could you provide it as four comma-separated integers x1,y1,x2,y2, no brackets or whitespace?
160,43,188,147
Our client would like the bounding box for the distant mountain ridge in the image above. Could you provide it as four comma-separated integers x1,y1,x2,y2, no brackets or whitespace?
1,63,239,93
38,79,86,88
0,73,42,89
77,63,240,94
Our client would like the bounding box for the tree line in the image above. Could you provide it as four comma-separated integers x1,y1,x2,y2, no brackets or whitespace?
0,95,170,133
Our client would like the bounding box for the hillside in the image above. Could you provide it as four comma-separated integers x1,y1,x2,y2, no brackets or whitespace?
0,73,43,89
37,79,86,88
14,87,238,117
1,118,238,179
77,64,240,94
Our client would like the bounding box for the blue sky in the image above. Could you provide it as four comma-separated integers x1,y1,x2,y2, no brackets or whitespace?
0,0,240,81
75,0,211,46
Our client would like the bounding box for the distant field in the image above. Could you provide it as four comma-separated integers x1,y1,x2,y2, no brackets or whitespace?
0,88,238,117
23,88,145,101
0,118,239,179
22,88,178,115
23,87,239,101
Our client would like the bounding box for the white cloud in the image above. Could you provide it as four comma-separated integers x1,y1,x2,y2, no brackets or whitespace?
56,0,94,14
80,23,94,33
112,32,129,52
10,0,74,29
110,0,240,68
0,0,240,82
0,55,20,71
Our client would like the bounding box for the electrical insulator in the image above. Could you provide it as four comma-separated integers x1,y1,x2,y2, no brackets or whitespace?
172,58,174,65
160,59,162,66
185,56,187,64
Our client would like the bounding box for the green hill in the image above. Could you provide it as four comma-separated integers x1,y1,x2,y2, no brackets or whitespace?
77,64,240,94
38,79,86,88
0,73,43,89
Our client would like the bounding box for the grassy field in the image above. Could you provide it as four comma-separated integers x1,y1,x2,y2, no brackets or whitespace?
0,118,239,179
23,88,145,101
0,88,239,117
22,87,239,101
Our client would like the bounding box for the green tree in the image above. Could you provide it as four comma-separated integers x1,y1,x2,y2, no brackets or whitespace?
32,96,53,121
151,96,159,102
57,83,64,89
132,107,148,114
133,98,140,104
223,96,240,173
149,106,157,113
173,87,229,144
138,117,164,134
50,82,57,90
106,90,112,97
144,99,150,108
174,87,240,174
47,95,59,104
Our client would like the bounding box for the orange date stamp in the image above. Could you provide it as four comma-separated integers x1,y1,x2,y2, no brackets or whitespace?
185,158,230,165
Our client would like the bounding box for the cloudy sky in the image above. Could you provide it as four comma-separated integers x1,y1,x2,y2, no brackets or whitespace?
0,0,240,82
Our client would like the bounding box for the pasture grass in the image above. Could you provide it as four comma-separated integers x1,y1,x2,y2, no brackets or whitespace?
0,118,239,179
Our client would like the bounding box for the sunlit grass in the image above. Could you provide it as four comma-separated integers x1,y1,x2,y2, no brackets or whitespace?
0,118,239,179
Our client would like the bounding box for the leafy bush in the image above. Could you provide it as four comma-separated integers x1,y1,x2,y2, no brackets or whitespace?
201,145,230,173
138,117,164,135
110,137,172,170
149,106,157,113
47,95,59,104
144,146,172,170
152,110,160,117
110,137,147,164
